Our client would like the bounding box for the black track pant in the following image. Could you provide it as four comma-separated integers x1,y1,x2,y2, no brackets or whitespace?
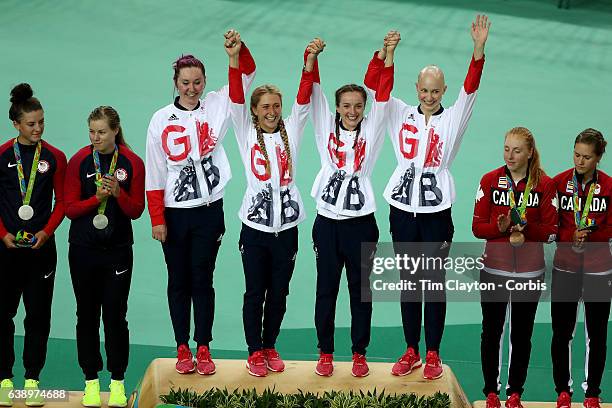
240,224,298,355
389,205,454,354
313,214,379,356
0,241,56,381
69,244,132,381
162,200,225,348
551,269,611,398
480,270,542,397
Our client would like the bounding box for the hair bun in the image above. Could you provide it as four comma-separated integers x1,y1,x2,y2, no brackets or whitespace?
10,83,34,104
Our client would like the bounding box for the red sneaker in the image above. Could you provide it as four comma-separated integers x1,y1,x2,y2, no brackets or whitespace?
315,353,334,377
556,391,571,408
263,348,285,372
505,393,523,408
351,353,369,377
486,392,501,408
422,350,443,380
175,344,196,374
195,345,216,375
391,347,422,376
246,350,268,377
583,397,602,408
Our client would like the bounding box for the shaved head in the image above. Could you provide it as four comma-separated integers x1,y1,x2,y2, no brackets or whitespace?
415,65,447,116
417,65,445,85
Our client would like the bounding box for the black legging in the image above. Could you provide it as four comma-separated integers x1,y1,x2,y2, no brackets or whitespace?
0,240,56,381
69,244,132,380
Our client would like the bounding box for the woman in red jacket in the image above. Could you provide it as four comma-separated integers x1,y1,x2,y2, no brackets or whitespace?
472,127,558,408
551,129,610,408
64,106,145,408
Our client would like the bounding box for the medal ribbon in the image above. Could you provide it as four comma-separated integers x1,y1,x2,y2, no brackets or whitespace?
572,170,596,229
92,146,119,216
13,138,41,206
506,169,533,225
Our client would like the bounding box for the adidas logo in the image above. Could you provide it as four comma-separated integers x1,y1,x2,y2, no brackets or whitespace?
168,114,179,121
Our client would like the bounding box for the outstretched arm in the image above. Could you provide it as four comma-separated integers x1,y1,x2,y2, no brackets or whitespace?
364,30,398,93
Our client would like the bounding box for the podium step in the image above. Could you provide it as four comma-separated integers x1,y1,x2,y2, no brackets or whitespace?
134,358,471,407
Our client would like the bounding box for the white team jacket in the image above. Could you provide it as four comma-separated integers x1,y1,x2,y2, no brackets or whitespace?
229,66,314,233
310,56,394,219
365,56,484,214
145,46,256,226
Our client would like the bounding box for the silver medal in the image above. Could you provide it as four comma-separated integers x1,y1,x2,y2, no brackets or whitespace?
18,205,34,221
93,214,109,230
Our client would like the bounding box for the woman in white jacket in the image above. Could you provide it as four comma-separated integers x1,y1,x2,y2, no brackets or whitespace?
228,37,318,378
308,33,397,378
145,30,255,376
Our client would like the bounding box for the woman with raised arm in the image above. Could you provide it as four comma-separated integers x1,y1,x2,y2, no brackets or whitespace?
472,127,557,408
365,15,490,380
0,83,66,407
308,33,397,378
228,36,315,378
551,129,610,408
145,30,255,376
64,106,145,408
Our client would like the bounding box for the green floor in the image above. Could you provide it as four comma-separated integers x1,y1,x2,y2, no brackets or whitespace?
1,0,611,403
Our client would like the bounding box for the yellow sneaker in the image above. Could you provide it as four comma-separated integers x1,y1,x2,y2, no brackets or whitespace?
0,379,13,407
81,379,101,408
24,379,44,407
108,380,127,408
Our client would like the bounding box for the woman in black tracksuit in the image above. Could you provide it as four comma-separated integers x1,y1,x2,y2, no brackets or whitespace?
64,106,144,408
0,83,66,406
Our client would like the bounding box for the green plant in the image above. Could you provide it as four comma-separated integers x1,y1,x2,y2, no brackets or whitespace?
159,387,451,408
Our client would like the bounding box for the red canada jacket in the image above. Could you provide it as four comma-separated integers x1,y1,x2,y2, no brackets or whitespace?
473,166,558,276
553,168,611,274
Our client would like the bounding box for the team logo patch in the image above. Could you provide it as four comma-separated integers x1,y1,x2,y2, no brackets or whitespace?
498,177,508,189
566,180,574,193
37,160,50,173
115,168,128,182
552,196,559,210
594,183,601,194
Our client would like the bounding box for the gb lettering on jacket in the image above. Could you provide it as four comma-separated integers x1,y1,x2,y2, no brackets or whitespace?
162,118,222,199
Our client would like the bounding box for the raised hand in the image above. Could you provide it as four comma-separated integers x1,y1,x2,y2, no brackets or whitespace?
384,30,401,52
224,29,242,57
305,37,325,72
307,37,325,56
471,14,490,60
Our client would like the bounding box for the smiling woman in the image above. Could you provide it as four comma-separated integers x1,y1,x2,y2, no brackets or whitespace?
0,83,67,407
144,29,257,381
308,33,396,378
228,37,316,378
63,105,145,407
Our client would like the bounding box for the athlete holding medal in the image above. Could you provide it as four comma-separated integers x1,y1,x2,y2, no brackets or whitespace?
0,83,67,407
551,129,610,408
505,165,533,248
64,106,145,408
472,127,558,408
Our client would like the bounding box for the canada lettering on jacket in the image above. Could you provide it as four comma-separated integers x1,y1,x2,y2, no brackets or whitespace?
491,189,541,207
559,195,608,212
